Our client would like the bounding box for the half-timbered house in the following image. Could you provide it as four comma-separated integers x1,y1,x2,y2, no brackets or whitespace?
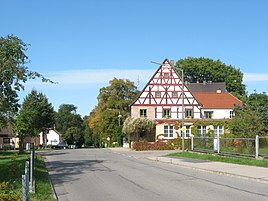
130,59,243,140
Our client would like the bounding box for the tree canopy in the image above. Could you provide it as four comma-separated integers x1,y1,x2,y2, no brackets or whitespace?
54,104,83,146
88,78,139,147
15,90,54,152
175,57,246,97
0,35,53,128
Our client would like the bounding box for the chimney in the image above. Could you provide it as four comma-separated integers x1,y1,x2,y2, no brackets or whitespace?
170,60,174,67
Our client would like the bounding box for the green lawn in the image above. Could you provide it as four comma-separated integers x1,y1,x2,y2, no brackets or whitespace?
168,151,268,168
0,151,55,201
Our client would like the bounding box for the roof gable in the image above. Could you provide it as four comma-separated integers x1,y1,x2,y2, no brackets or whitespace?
131,59,202,107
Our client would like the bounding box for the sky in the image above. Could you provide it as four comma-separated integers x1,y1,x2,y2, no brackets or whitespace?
1,0,268,116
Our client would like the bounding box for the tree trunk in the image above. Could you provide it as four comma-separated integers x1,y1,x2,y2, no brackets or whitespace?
19,136,24,154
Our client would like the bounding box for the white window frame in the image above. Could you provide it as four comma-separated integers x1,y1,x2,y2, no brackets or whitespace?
164,125,174,138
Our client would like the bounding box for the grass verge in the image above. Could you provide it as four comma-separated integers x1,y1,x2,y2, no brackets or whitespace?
168,152,268,168
0,151,55,201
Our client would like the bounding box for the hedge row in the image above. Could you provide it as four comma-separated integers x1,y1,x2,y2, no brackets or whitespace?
132,141,174,151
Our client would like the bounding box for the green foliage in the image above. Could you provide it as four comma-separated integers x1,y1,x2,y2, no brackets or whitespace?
122,117,156,142
0,35,54,129
65,126,83,147
15,90,54,152
230,106,266,137
175,57,246,97
55,104,82,135
88,78,139,147
247,92,268,132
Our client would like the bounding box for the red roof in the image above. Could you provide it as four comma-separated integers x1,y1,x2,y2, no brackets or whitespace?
193,92,243,109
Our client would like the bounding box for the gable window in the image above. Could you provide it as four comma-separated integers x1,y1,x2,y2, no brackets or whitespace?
163,109,171,118
140,109,147,117
214,125,224,136
204,111,213,119
172,92,178,98
185,109,193,118
164,125,173,138
198,125,206,136
155,92,161,98
164,73,169,79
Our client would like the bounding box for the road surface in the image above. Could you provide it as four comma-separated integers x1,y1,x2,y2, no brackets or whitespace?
42,148,268,201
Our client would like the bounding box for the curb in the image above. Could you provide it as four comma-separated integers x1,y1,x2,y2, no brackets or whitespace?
147,156,268,184
42,156,58,201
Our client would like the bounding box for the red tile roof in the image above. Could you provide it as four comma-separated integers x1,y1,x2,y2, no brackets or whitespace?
193,92,243,109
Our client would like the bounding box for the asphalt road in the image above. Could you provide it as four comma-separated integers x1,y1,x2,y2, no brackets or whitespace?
43,148,268,201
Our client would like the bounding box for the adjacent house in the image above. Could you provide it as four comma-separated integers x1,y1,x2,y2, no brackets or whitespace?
130,59,243,140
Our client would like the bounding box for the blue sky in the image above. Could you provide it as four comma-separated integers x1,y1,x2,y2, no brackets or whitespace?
1,0,267,116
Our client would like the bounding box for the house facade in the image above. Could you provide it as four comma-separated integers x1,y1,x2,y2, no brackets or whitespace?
130,59,243,140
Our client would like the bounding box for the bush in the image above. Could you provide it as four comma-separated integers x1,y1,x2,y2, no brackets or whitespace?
132,141,174,151
0,182,21,201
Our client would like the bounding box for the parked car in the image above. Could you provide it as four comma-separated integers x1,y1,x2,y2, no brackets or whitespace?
51,142,68,149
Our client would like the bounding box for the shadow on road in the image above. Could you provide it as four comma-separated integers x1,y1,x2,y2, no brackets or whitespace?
46,159,109,185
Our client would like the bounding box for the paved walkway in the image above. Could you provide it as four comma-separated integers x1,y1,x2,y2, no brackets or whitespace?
109,148,268,184
147,156,268,184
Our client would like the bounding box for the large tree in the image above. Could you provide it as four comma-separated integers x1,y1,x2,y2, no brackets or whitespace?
55,104,83,145
175,57,246,97
0,35,53,128
247,92,268,132
15,90,54,152
88,78,139,147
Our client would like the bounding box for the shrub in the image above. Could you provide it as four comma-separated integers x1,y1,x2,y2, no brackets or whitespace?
132,141,174,151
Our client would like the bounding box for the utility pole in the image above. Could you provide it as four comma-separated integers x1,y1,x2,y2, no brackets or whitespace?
181,69,185,152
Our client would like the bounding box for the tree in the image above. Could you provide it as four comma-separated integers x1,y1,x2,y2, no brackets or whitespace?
65,127,83,147
55,104,83,146
15,90,54,152
88,78,139,147
175,57,246,97
122,117,156,142
247,92,268,132
230,106,266,138
55,104,83,134
83,115,93,147
0,35,53,128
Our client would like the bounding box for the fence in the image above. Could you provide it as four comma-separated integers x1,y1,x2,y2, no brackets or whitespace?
191,135,268,158
21,147,35,201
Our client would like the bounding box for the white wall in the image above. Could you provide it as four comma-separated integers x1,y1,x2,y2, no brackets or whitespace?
46,130,60,145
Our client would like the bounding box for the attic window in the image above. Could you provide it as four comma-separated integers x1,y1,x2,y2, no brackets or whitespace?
164,73,169,79
172,92,178,98
155,92,161,98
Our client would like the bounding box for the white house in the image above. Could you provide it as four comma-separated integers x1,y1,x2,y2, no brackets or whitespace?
46,129,63,145
130,59,243,140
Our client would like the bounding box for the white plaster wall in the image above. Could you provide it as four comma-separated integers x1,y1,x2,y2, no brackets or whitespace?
202,109,232,119
46,130,60,145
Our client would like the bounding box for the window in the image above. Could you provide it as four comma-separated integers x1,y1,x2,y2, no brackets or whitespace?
172,92,178,98
164,73,169,79
204,111,213,119
155,92,161,98
185,109,193,118
140,109,147,117
163,109,171,118
198,125,207,135
214,126,224,136
229,111,235,119
164,125,173,138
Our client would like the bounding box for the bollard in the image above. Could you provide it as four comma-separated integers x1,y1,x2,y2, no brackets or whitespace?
30,147,35,192
255,135,259,158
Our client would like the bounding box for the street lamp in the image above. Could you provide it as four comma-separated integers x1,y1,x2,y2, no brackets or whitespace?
118,111,122,127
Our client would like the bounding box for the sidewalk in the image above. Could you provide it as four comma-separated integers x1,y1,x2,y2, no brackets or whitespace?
147,156,268,184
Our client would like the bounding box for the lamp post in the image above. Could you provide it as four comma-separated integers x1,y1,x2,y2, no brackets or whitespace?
181,69,185,152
